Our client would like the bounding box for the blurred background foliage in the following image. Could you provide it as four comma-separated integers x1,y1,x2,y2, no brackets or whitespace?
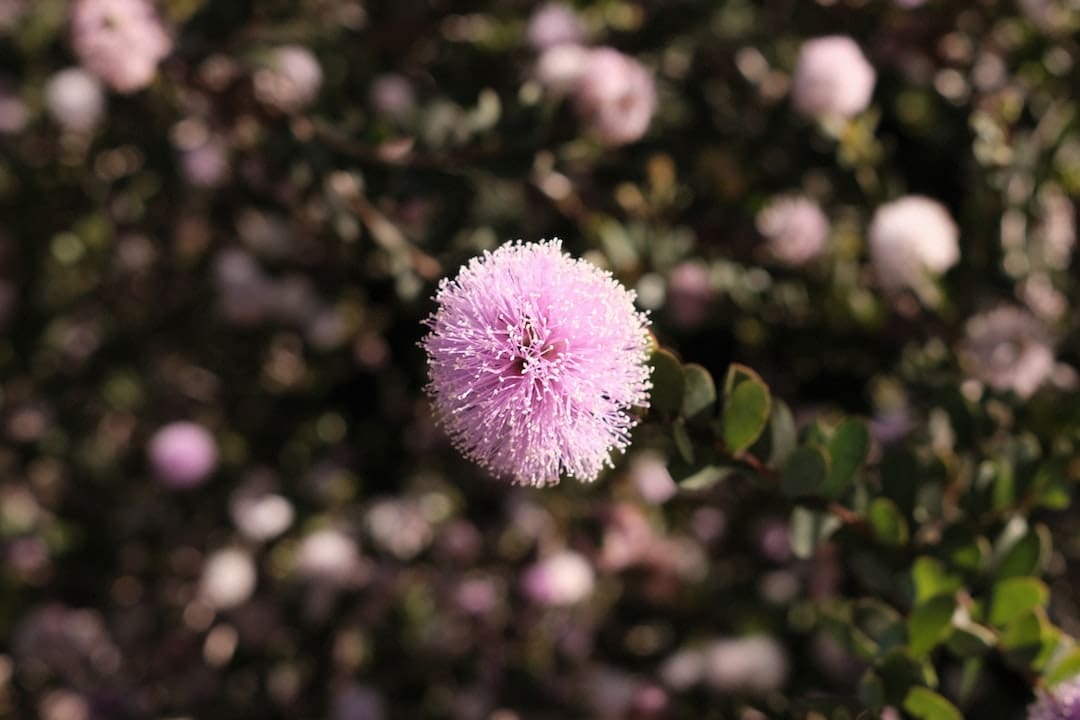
1,0,1080,718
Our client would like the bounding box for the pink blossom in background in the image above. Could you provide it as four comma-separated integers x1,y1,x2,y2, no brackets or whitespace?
526,3,585,50
70,0,172,94
294,528,362,585
573,48,657,146
421,239,651,486
704,635,789,695
791,36,876,120
665,260,714,329
959,306,1056,399
254,45,323,113
179,136,230,188
369,73,416,120
1028,676,1080,720
756,194,830,266
520,550,595,606
868,195,959,295
148,421,218,489
0,81,27,134
44,68,105,131
535,43,591,95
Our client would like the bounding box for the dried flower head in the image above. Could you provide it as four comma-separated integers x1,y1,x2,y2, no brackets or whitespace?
70,0,171,94
960,306,1056,399
791,36,875,120
421,239,651,486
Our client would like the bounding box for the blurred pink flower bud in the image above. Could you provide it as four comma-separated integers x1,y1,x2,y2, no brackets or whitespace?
666,260,714,328
0,81,27,134
148,421,218,489
704,635,789,694
70,0,172,94
791,36,875,120
520,550,595,606
180,136,230,188
255,45,322,113
629,451,677,504
573,48,656,146
295,528,362,585
526,3,585,50
756,194,830,266
370,73,416,120
44,67,105,131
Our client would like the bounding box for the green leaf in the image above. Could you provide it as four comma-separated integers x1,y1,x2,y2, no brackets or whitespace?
789,506,841,559
911,557,962,605
672,419,694,464
858,670,885,710
676,464,735,491
903,687,962,720
989,577,1049,627
946,623,996,658
868,497,909,546
767,399,797,467
781,445,829,498
1046,647,1080,686
721,377,771,454
996,525,1050,581
649,349,685,416
852,599,907,657
824,418,870,498
909,595,957,658
1000,610,1047,670
723,362,765,395
680,363,716,426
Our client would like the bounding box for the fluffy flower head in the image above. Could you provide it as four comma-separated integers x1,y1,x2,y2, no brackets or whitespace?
70,0,172,94
869,195,960,297
573,48,657,146
791,36,875,120
148,421,218,489
1029,676,1080,720
422,239,651,486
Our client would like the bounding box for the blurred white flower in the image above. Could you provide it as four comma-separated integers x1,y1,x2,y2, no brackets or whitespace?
791,36,875,120
959,306,1056,399
520,550,595,606
255,45,322,113
526,3,585,50
535,43,591,95
1034,186,1076,270
295,528,361,584
44,68,105,131
229,476,294,542
629,451,677,504
756,194,830,266
365,498,434,561
868,195,959,301
199,548,257,611
70,0,172,94
573,47,656,146
704,635,789,695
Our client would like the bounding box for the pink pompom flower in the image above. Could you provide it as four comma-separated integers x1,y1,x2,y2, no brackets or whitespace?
148,421,218,489
791,36,876,120
70,0,172,94
421,239,651,486
573,48,657,146
1029,676,1080,720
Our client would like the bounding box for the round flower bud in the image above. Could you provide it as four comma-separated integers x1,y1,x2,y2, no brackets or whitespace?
148,421,218,489
756,194,830,266
199,548,257,611
254,45,322,113
70,0,172,94
791,36,875,120
959,306,1056,399
44,67,105,131
526,3,585,50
